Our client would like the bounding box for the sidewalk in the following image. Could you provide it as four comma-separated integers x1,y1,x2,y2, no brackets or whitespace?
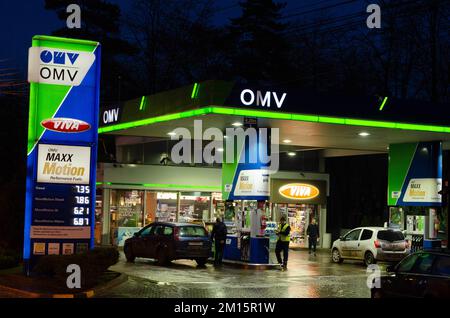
0,266,127,298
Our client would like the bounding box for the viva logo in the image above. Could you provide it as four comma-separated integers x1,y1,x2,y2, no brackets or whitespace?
41,118,91,133
278,183,319,200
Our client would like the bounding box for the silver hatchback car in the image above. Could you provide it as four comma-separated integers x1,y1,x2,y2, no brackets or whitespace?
331,227,410,266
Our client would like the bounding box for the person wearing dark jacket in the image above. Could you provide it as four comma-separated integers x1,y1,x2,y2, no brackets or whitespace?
307,218,320,256
211,217,228,266
275,216,291,270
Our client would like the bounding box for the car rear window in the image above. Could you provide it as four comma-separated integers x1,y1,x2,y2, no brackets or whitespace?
433,256,450,276
377,230,404,242
179,226,207,237
412,253,435,274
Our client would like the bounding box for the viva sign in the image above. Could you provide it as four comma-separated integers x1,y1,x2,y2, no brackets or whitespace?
24,36,101,273
388,141,443,206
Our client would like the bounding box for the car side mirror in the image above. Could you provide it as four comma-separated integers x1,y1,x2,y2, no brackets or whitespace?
339,236,344,240
133,232,139,237
386,265,396,273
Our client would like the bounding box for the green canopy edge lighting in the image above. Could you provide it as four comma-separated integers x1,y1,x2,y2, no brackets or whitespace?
33,35,98,46
191,83,200,99
139,96,148,111
379,97,389,111
98,106,450,134
96,182,220,191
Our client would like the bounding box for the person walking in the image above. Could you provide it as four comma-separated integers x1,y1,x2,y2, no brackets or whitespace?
307,218,320,256
211,217,228,266
275,216,291,271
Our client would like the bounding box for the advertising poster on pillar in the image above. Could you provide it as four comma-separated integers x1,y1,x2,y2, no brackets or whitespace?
388,141,442,206
24,36,101,271
222,131,270,201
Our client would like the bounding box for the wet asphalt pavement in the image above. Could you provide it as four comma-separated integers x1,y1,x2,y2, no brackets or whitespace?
96,250,382,298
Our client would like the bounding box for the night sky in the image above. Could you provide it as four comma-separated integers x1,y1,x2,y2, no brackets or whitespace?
0,0,363,75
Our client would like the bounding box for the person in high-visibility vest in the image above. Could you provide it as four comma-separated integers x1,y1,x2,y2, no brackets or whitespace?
275,216,291,270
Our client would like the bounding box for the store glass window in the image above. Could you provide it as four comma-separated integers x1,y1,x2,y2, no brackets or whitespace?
212,192,224,220
110,190,144,246
155,192,177,222
179,192,211,222
274,203,319,248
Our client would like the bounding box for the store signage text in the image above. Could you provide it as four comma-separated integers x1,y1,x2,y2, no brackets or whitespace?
240,89,287,109
278,183,319,200
41,118,90,133
102,108,120,124
28,47,95,86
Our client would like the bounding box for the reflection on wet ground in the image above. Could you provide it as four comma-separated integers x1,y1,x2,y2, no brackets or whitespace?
98,250,378,298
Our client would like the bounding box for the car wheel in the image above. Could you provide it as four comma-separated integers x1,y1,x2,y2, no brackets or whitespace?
124,244,135,263
156,247,169,266
195,258,208,267
332,248,343,263
364,251,376,266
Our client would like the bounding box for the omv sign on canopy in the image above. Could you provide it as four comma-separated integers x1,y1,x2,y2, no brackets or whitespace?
28,47,95,86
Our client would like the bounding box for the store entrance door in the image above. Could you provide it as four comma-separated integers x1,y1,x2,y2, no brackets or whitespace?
273,203,319,248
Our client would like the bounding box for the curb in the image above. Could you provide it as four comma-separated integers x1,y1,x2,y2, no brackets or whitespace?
207,258,280,270
0,272,127,299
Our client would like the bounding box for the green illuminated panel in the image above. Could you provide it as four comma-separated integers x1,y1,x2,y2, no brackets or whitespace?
98,106,450,134
318,117,346,124
96,182,220,191
395,123,446,132
139,96,148,111
379,97,389,111
291,114,319,122
227,109,292,120
212,108,235,115
191,83,200,99
345,119,396,128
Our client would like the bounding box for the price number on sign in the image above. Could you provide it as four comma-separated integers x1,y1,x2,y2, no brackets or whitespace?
74,196,90,205
73,207,90,215
73,218,90,226
73,185,90,194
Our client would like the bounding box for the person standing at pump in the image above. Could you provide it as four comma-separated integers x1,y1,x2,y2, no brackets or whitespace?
275,216,291,271
211,217,228,266
307,218,320,256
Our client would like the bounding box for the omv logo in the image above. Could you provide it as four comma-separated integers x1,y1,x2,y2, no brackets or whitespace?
28,46,96,87
40,50,80,66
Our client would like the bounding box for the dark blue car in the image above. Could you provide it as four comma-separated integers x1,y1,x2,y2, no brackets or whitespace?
124,222,212,266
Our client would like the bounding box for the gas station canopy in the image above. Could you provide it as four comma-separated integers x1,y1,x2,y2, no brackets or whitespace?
99,80,450,153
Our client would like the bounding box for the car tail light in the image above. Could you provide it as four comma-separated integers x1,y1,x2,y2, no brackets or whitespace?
174,227,180,241
374,240,381,248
